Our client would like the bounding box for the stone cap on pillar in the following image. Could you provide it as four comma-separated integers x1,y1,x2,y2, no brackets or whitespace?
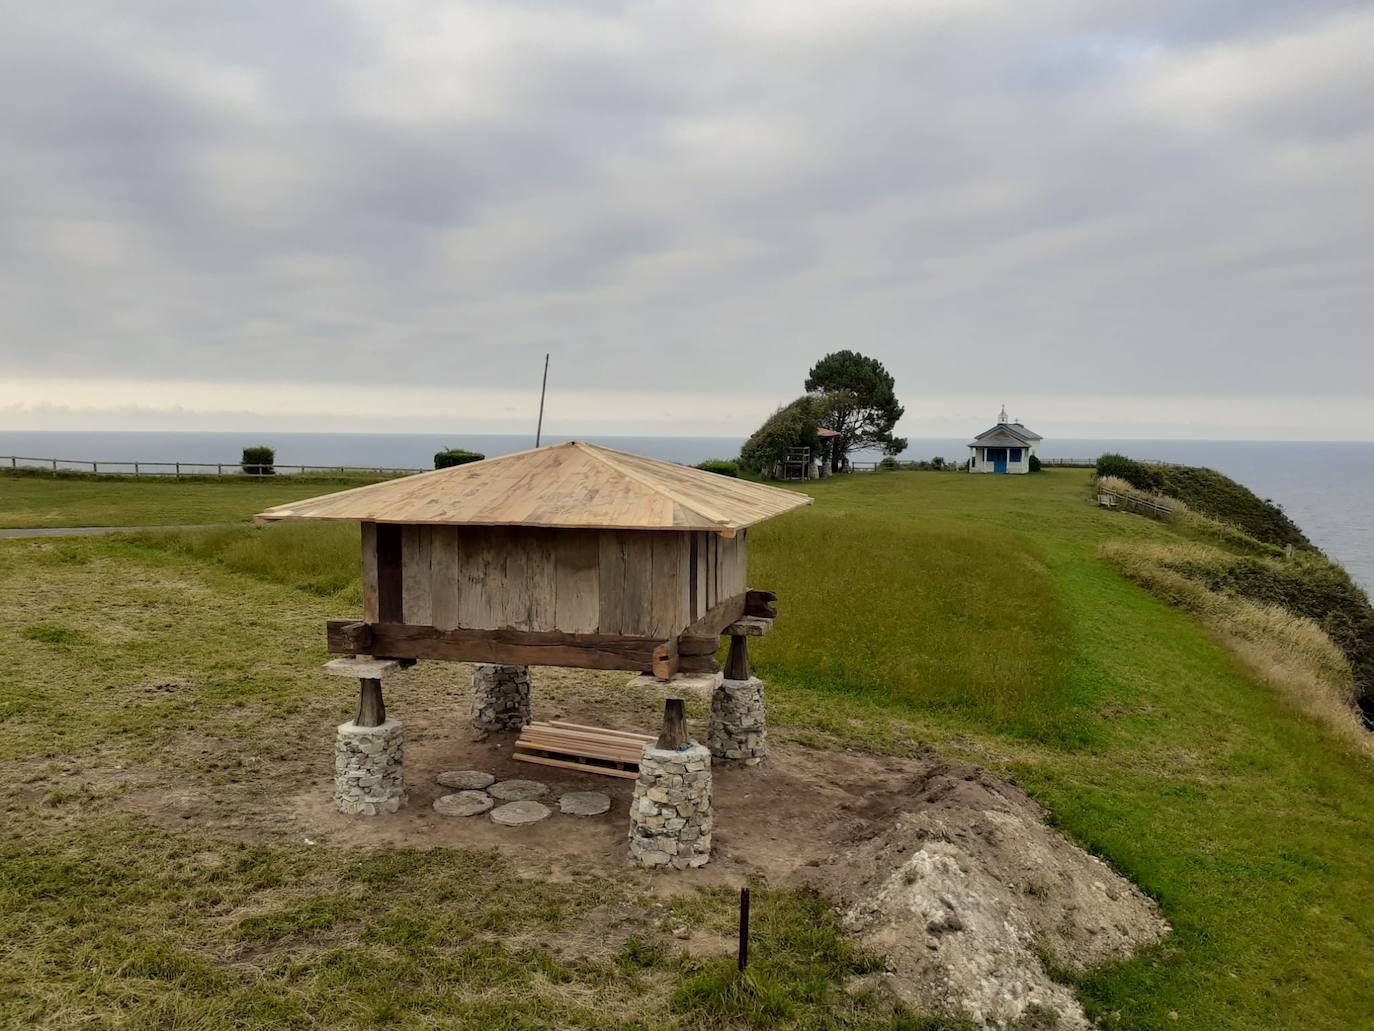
723,616,773,637
324,656,404,679
625,671,723,699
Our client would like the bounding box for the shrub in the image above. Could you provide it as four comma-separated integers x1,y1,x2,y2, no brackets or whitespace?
930,456,946,470
695,459,739,478
1097,454,1310,549
434,448,485,469
878,456,898,470
1156,465,1310,550
1095,453,1161,490
739,396,823,475
1029,454,1041,472
241,446,275,476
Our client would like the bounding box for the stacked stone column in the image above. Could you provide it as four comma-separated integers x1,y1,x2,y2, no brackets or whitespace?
325,656,407,817
335,718,406,814
708,677,767,764
628,741,713,869
708,629,768,765
470,663,532,731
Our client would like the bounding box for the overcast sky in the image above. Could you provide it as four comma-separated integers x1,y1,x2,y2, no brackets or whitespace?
2,1,1371,440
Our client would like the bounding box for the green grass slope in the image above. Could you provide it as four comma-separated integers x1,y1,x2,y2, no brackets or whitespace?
2,469,1372,1028
751,471,1374,1029
0,471,390,529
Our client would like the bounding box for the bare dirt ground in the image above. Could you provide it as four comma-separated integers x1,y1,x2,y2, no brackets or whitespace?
101,662,1166,1028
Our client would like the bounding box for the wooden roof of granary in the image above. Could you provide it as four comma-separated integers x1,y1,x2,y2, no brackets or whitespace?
255,441,812,537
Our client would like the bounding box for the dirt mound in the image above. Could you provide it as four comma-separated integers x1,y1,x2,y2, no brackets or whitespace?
799,761,1168,1029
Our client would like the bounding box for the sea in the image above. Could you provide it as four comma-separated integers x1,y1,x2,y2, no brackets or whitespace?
2,429,1371,592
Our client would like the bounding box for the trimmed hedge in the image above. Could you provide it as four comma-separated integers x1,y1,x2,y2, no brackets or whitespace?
434,449,485,470
695,459,739,478
241,446,275,476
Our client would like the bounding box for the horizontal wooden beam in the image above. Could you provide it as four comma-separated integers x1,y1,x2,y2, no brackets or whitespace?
326,620,720,674
330,620,372,652
683,591,748,637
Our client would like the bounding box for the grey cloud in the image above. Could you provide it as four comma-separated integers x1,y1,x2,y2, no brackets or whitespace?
0,0,1372,408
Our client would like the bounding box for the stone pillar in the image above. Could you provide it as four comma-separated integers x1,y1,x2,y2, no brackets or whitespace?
334,718,406,815
628,742,713,870
470,663,531,731
708,677,768,765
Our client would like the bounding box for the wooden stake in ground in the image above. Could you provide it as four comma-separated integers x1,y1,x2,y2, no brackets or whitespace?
356,678,386,727
656,698,687,750
738,886,751,972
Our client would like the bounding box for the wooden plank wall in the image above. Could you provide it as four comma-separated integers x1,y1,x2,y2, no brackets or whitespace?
376,526,744,636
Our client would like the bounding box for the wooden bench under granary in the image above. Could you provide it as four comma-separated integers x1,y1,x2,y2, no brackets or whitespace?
256,441,811,866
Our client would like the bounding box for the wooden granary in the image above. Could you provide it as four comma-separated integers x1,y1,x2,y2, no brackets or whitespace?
256,441,812,678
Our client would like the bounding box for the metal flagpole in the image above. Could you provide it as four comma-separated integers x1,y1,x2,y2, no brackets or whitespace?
535,353,550,447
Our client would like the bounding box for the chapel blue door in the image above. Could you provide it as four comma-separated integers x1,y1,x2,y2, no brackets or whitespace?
994,454,1007,473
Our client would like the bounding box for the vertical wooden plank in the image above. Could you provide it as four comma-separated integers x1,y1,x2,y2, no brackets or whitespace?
706,533,718,610
649,532,688,637
402,525,433,625
527,529,557,631
697,532,709,614
375,523,404,623
361,522,379,622
676,529,691,632
598,530,627,635
501,527,529,630
430,526,460,630
458,527,494,629
554,531,600,633
737,529,749,595
688,532,700,622
620,532,654,636
718,531,743,599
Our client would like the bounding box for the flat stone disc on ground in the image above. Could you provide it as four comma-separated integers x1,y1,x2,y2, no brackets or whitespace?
490,800,552,826
559,791,611,816
436,770,496,790
432,791,494,817
489,778,549,802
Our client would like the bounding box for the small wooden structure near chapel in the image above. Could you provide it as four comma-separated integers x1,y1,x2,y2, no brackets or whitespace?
256,441,811,844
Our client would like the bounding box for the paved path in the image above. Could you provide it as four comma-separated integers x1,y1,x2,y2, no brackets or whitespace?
0,524,231,539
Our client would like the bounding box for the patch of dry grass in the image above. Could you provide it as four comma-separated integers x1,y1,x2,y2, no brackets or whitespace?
1101,540,1370,758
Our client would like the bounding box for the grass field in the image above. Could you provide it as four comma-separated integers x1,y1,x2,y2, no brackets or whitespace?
3,469,1372,1029
0,471,389,529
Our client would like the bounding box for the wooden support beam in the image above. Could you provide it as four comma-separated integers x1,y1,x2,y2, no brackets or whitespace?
356,678,385,727
724,634,751,681
744,589,778,619
332,620,372,653
651,637,680,681
682,591,747,637
656,698,687,750
326,619,719,674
